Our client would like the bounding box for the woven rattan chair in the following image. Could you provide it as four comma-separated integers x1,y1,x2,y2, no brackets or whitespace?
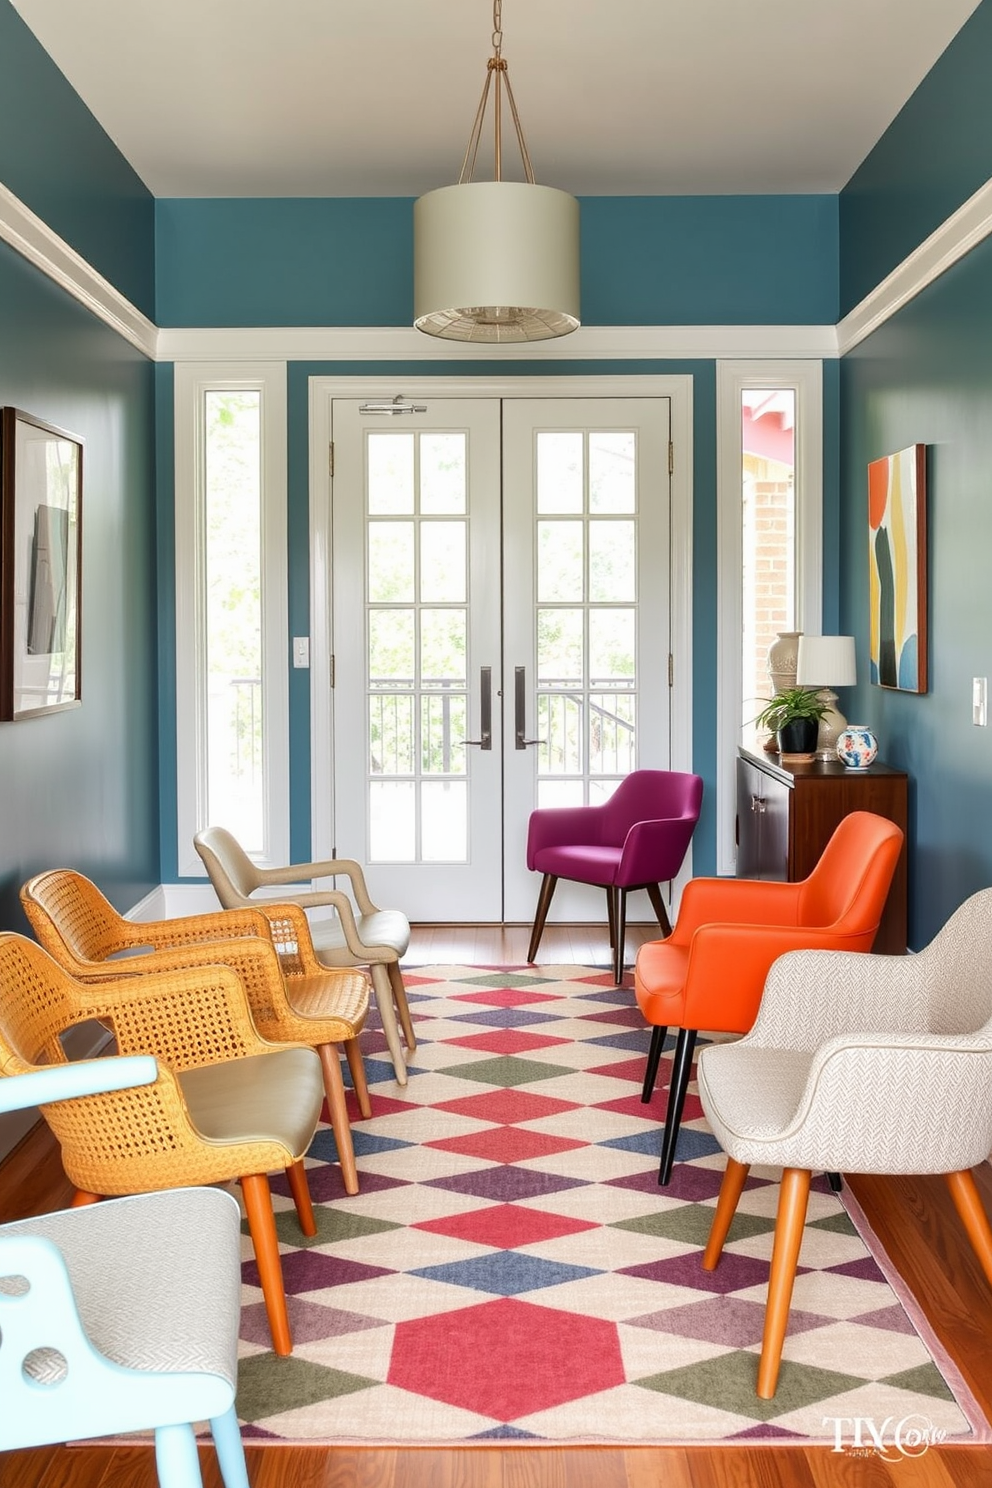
697,888,992,1399
0,1055,249,1488
21,868,372,1194
194,825,416,1085
0,931,324,1357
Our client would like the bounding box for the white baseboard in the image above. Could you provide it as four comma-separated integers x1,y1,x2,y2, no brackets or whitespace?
128,883,221,920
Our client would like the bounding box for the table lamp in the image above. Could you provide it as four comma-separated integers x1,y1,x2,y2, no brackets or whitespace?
796,635,857,761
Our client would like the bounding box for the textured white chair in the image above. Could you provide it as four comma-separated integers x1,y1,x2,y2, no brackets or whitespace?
194,825,415,1084
0,1056,248,1488
697,887,992,1399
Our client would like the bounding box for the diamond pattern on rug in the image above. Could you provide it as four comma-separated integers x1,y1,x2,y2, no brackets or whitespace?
235,964,986,1446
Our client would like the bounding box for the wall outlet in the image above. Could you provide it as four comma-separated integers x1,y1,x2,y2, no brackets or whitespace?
973,677,987,727
293,636,310,669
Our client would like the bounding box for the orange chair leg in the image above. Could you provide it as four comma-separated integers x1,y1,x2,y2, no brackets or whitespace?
319,1042,360,1196
389,961,417,1052
70,1190,102,1207
240,1171,292,1357
285,1157,317,1237
345,1036,372,1118
757,1167,811,1399
702,1159,751,1270
945,1169,992,1290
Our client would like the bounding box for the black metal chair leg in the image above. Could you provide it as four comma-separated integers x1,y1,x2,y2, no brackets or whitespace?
641,1024,668,1102
613,888,628,985
658,1028,698,1185
827,1172,844,1193
644,882,672,938
527,874,559,962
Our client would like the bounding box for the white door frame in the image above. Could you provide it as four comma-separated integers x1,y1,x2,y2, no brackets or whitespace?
308,373,695,912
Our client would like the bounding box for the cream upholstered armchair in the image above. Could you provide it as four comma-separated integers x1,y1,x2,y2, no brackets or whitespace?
697,887,992,1399
194,826,415,1085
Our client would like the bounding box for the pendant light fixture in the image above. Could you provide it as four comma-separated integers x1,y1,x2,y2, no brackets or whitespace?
413,0,580,343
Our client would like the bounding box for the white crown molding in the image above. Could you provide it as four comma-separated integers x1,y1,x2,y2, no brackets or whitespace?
155,322,837,363
837,174,992,355
5,170,992,364
0,180,157,360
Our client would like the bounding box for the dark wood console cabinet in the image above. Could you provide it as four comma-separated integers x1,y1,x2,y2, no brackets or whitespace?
736,746,908,954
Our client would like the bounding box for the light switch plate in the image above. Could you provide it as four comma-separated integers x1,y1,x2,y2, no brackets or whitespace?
973,677,987,727
293,636,310,669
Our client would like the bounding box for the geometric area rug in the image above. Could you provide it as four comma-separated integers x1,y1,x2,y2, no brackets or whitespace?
237,965,988,1445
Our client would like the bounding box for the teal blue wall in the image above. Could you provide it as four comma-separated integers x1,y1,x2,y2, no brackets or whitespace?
0,239,159,928
0,1,155,316
840,237,992,946
840,0,992,316
155,195,838,328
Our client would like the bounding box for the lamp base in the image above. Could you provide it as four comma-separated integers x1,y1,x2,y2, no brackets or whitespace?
815,689,847,761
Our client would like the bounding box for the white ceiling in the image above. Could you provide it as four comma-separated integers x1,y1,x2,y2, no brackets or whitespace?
10,0,983,199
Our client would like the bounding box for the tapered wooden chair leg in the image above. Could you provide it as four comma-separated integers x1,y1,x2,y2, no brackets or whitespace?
945,1168,992,1289
527,874,558,962
645,881,672,938
345,1036,372,1118
284,1157,317,1236
702,1158,751,1269
319,1041,360,1195
606,886,617,954
641,1024,668,1102
658,1028,697,1185
757,1167,811,1399
241,1171,292,1356
371,961,407,1085
613,888,629,986
388,960,417,1051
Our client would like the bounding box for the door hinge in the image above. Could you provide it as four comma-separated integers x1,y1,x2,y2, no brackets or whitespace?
330,654,336,688
328,441,334,477
668,440,674,476
668,653,674,687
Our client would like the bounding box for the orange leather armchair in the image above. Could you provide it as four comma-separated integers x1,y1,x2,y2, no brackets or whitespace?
635,810,904,1185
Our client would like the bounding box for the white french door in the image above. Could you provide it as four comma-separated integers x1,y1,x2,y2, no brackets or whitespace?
317,388,676,924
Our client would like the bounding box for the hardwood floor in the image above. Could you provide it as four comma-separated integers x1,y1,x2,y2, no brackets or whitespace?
3,923,992,1487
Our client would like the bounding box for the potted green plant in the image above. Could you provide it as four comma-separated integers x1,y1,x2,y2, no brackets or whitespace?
752,687,828,762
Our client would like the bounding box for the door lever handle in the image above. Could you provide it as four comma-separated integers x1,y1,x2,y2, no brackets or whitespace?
463,666,492,750
514,666,546,750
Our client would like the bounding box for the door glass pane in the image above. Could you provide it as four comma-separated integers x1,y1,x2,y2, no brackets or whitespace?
589,432,636,512
421,521,466,602
538,780,584,809
422,781,467,859
537,608,583,684
590,608,635,681
369,609,414,682
370,781,415,860
368,522,414,602
421,609,466,684
537,521,584,602
421,433,466,513
370,694,414,774
368,433,414,513
741,389,796,729
538,693,582,775
536,432,583,513
589,520,635,601
590,693,635,775
204,390,263,851
422,694,467,775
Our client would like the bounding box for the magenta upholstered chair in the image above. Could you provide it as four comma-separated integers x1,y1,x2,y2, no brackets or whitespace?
525,769,704,984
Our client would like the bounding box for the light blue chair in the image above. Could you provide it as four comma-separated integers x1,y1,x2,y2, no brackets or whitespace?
0,1056,249,1488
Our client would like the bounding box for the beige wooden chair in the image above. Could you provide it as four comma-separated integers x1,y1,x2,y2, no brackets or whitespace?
697,887,992,1398
21,868,372,1195
194,825,416,1084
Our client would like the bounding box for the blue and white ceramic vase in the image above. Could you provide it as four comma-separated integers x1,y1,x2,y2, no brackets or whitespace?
836,725,878,770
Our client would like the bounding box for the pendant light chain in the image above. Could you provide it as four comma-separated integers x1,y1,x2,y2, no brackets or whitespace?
457,0,536,187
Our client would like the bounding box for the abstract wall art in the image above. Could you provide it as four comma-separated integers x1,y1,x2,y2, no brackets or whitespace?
868,444,927,693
